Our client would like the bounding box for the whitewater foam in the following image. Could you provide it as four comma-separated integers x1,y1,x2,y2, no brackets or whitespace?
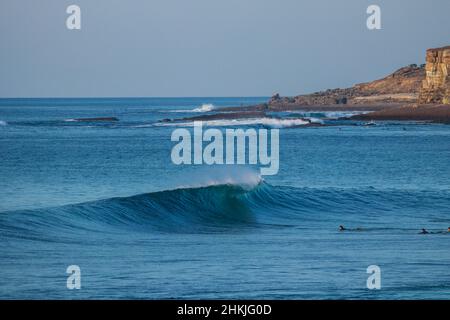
193,104,215,112
286,110,369,119
173,167,263,190
0,120,7,126
322,111,369,119
157,117,311,128
162,104,216,113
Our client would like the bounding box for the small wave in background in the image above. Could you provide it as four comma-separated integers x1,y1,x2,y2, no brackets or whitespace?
156,117,316,128
285,110,369,119
163,103,216,113
192,103,215,112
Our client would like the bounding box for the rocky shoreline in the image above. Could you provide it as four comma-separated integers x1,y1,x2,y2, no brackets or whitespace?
203,45,449,125
67,46,448,127
350,104,450,124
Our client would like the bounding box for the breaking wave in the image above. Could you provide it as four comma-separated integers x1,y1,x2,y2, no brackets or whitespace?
162,104,216,113
192,104,215,112
286,111,369,119
1,180,449,239
156,117,316,128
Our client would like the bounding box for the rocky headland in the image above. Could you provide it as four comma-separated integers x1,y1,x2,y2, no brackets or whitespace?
354,45,450,123
161,45,450,125
268,64,425,107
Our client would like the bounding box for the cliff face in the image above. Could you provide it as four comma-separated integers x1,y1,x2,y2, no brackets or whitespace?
418,46,450,104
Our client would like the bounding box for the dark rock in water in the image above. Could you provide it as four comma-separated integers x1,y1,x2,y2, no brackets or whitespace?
174,111,268,122
74,117,119,122
160,118,172,123
215,103,270,113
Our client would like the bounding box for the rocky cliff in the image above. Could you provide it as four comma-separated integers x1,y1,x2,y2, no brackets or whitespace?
418,46,450,104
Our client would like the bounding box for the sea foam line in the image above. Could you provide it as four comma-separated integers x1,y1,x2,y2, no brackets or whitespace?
192,103,215,112
156,117,314,128
161,104,216,113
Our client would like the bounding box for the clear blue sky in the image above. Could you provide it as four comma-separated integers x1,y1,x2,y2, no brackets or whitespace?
1,0,449,97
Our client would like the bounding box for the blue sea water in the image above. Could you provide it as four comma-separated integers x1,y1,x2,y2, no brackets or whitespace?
0,97,449,299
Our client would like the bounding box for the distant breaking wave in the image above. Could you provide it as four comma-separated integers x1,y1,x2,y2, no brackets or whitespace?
0,120,7,126
287,110,371,119
156,117,318,128
321,111,370,119
162,104,216,113
192,104,215,112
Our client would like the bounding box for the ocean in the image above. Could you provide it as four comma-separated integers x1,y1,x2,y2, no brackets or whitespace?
0,97,449,299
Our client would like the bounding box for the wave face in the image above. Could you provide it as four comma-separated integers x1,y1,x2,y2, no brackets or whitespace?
0,184,265,238
1,181,449,300
1,182,449,240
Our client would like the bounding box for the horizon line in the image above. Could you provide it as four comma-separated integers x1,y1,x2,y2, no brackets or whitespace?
0,96,271,100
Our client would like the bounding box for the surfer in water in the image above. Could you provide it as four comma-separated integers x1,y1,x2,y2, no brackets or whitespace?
418,227,450,234
339,225,363,232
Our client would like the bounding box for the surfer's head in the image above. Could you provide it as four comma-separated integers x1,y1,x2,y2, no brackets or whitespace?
339,225,345,231
448,227,450,232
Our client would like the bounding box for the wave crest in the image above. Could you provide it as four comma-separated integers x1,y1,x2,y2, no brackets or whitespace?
157,117,313,128
1,184,449,238
192,104,215,112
